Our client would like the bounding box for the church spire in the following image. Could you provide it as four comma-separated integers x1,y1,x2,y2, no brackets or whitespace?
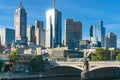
53,0,55,9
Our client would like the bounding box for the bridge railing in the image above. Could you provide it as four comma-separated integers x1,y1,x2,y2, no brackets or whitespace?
47,61,120,70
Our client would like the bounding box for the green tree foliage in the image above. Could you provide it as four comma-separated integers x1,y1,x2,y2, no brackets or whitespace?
8,51,19,67
111,49,120,60
8,51,19,62
28,55,44,72
116,53,120,61
0,59,5,72
92,48,111,61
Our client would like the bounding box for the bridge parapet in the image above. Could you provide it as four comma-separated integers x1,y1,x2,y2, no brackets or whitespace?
89,61,120,71
46,61,120,71
46,61,84,70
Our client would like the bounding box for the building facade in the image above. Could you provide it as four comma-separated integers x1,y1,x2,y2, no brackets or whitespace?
0,36,5,53
79,40,90,50
45,0,62,48
35,21,45,47
14,1,27,43
106,32,117,49
64,19,82,49
0,28,15,47
27,25,35,44
90,20,105,47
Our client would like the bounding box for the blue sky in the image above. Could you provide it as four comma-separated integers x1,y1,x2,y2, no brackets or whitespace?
1,0,120,47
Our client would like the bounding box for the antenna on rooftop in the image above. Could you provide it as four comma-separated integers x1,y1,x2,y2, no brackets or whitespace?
53,0,55,9
19,0,23,8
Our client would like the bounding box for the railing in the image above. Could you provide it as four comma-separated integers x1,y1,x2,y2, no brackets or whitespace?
47,61,120,71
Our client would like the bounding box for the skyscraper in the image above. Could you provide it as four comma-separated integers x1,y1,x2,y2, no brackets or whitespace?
27,25,35,43
35,21,45,47
14,1,27,43
64,19,82,49
45,0,62,48
0,28,15,46
106,32,117,49
0,36,5,53
90,20,105,47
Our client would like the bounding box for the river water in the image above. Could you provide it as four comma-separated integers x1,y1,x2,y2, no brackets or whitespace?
25,76,120,80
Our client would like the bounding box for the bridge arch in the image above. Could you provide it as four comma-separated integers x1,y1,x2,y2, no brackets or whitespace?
50,65,83,71
46,66,82,75
88,67,120,79
90,65,120,71
47,61,84,71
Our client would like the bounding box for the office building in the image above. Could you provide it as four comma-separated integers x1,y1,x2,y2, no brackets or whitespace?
14,1,27,43
45,0,62,48
35,20,43,29
64,19,82,49
106,32,117,49
27,25,35,44
40,29,45,48
0,36,5,53
0,28,15,46
90,20,105,47
34,21,45,47
79,40,90,50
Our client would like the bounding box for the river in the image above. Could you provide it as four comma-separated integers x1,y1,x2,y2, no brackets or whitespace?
21,76,120,80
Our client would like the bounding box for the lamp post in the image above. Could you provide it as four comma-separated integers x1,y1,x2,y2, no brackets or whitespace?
111,50,112,61
90,44,94,60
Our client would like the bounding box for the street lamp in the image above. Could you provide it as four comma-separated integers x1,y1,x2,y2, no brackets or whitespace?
90,44,94,60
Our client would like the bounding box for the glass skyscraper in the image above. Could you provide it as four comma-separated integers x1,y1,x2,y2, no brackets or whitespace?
45,0,62,48
0,28,15,46
90,21,105,47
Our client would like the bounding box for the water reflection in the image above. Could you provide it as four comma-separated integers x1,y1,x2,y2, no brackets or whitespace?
22,76,120,80
34,78,120,80
27,76,81,80
17,75,120,80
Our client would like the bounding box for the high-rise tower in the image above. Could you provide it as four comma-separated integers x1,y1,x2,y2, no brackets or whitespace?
64,19,82,49
0,28,15,46
35,20,45,47
45,0,62,48
106,32,117,49
90,21,105,47
14,1,27,43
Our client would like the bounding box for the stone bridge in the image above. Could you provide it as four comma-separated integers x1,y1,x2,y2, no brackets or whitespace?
46,61,120,71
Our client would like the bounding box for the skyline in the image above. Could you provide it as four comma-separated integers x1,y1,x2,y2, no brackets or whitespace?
1,0,120,47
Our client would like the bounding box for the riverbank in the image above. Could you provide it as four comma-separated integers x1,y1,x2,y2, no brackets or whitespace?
0,72,81,80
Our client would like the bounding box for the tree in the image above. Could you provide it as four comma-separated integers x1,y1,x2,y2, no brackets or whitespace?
0,59,5,72
8,51,19,69
92,48,111,61
28,55,44,72
116,53,120,61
